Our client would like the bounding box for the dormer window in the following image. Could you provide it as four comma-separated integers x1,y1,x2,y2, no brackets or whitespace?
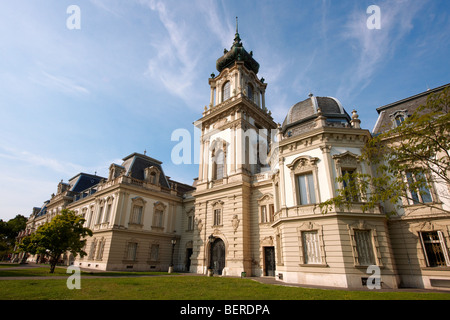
390,110,408,128
144,166,160,185
395,114,405,127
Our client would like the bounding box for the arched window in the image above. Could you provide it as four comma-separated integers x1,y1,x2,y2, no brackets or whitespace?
395,114,405,127
152,202,166,230
222,81,230,102
390,110,408,128
212,148,224,180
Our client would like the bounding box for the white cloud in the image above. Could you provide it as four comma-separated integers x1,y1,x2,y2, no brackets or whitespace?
337,0,427,99
138,0,203,107
30,71,90,95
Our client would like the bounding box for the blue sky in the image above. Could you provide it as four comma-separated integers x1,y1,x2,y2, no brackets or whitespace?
0,0,449,221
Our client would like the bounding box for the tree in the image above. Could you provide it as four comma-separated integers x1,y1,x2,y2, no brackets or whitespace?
320,87,450,215
17,209,92,273
0,215,27,260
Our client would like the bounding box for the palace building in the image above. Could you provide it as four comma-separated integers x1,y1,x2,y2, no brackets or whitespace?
15,29,450,290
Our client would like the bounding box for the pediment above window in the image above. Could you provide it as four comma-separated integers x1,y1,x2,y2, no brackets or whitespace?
287,155,319,174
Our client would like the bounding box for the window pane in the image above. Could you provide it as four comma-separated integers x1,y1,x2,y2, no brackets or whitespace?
151,244,159,261
307,173,316,204
214,209,221,225
395,115,404,126
223,82,230,101
298,175,308,205
297,173,315,205
261,206,267,223
247,84,253,101
132,206,143,224
354,230,375,266
415,172,433,203
303,231,321,264
215,150,224,180
406,172,420,204
127,243,137,261
421,232,447,267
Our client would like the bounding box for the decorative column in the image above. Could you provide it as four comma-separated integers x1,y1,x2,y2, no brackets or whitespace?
198,136,205,181
320,145,335,198
230,124,236,174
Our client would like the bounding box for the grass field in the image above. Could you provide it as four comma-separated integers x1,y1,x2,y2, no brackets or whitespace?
0,266,449,300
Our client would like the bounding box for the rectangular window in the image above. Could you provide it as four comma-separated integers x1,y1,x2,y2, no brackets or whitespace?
131,205,143,224
261,205,268,223
419,231,450,267
154,210,164,228
354,230,375,266
96,239,105,260
126,242,138,261
187,216,194,231
406,171,433,204
214,150,224,180
88,207,94,228
88,239,97,260
302,231,322,264
342,169,359,202
213,209,221,226
96,207,104,225
150,244,159,261
223,81,230,101
269,204,275,222
297,173,316,205
104,204,112,223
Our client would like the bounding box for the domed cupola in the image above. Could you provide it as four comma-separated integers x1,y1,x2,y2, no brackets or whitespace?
216,18,260,75
282,93,352,137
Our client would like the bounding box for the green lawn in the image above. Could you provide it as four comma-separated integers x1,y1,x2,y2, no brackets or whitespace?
0,266,173,277
0,266,449,300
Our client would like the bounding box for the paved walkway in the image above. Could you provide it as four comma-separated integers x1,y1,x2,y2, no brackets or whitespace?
1,263,449,294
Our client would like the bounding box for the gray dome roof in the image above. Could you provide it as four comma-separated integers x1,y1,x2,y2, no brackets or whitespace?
282,95,351,135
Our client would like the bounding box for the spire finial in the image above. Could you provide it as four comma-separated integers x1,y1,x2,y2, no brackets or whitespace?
233,16,241,45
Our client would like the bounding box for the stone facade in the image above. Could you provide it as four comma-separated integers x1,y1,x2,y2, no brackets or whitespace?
16,31,450,291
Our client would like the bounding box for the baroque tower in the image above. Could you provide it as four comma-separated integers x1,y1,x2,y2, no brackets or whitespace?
190,22,277,276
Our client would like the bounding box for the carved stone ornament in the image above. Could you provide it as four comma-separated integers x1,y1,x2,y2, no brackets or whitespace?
196,219,203,233
287,156,319,175
232,215,240,232
260,236,273,246
332,151,360,167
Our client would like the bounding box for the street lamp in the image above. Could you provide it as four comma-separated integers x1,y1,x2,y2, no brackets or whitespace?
208,234,215,277
169,238,177,274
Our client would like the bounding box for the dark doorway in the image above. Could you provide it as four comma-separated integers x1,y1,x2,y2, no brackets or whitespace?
210,238,225,275
185,248,193,272
264,247,276,276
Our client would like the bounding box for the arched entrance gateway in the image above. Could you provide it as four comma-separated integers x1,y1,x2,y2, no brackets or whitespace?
209,238,225,275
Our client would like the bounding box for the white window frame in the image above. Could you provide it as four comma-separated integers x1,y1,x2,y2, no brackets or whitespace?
419,231,450,267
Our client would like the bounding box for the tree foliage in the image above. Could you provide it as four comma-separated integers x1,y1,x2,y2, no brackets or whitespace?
17,209,92,273
0,215,27,260
320,87,450,215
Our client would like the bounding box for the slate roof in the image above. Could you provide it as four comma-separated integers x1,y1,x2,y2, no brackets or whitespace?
68,173,105,193
282,95,351,135
121,152,171,189
372,83,449,135
34,200,50,218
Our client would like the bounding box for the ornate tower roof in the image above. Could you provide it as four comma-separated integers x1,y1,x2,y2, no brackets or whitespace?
216,18,260,74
